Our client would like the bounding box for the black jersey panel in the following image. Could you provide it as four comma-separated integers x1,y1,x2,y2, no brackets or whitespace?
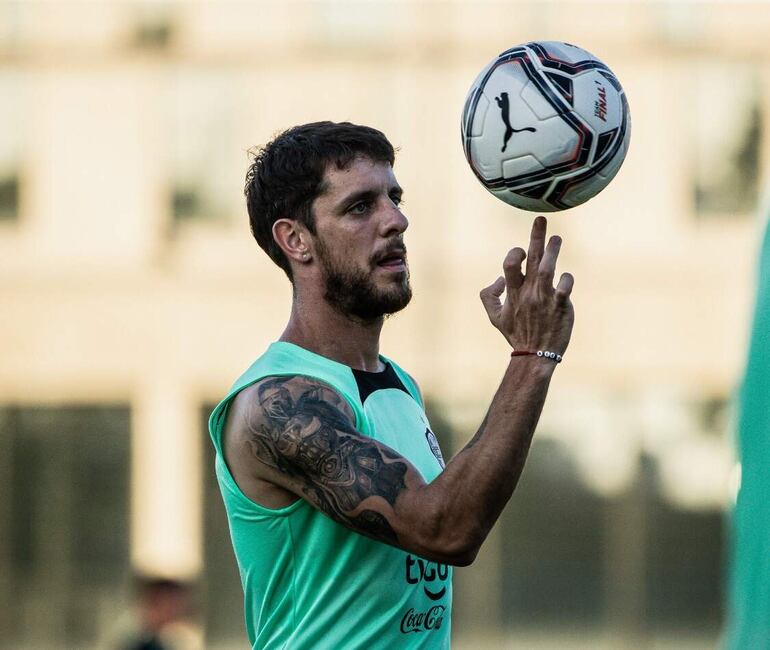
351,363,411,405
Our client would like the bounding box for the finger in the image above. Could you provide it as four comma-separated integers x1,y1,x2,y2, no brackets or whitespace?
538,235,562,289
555,272,574,304
479,276,505,317
525,216,547,278
502,247,526,291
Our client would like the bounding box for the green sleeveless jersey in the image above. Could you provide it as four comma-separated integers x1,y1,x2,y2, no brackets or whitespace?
208,341,452,649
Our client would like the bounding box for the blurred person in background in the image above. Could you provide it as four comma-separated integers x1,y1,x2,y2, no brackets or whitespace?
101,576,202,650
727,217,770,649
207,121,574,648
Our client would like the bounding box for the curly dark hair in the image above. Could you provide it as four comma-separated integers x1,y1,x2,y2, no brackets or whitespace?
244,121,396,280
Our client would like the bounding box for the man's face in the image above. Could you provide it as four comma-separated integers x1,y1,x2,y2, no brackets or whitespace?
310,157,411,322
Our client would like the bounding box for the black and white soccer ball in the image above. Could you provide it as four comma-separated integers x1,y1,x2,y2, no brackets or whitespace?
461,41,631,212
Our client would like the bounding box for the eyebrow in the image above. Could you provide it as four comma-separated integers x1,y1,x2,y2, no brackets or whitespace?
334,185,403,213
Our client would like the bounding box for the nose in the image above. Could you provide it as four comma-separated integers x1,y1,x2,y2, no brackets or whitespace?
380,200,409,238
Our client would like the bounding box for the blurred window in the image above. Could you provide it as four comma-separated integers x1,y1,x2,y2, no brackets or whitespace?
692,63,763,217
0,69,22,223
0,174,19,221
130,5,174,51
0,405,131,647
200,404,249,648
695,395,730,436
492,437,724,639
315,2,397,47
169,70,245,229
0,4,22,51
645,494,723,628
498,439,605,627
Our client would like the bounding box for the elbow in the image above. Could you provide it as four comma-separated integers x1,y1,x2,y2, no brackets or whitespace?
410,494,485,566
420,525,484,567
447,543,480,567
448,528,485,566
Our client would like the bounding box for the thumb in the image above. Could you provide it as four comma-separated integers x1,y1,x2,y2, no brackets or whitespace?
479,276,505,318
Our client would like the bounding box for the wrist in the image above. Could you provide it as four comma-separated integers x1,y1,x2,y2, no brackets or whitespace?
508,352,557,379
511,349,563,364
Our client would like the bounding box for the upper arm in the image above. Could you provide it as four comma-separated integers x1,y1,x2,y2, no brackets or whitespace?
233,374,432,551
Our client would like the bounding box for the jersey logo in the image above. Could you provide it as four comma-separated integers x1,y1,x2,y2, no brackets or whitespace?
406,554,449,601
402,555,449,634
425,428,445,468
400,605,446,634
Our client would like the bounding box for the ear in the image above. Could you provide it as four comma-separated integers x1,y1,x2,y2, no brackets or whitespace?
272,218,313,265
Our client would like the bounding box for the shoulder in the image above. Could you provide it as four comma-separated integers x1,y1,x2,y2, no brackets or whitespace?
222,374,359,494
231,374,357,436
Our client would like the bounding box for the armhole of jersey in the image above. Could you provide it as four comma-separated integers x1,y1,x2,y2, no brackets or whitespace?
208,372,364,516
382,356,425,409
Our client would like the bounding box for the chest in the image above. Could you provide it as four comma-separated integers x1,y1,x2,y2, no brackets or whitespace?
361,390,445,483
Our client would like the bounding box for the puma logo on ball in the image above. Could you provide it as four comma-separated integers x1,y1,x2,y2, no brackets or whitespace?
495,92,536,152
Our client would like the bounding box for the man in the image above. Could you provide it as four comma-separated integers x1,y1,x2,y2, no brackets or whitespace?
208,121,574,649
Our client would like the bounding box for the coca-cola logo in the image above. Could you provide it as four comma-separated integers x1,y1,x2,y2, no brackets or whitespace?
400,605,446,634
405,555,449,601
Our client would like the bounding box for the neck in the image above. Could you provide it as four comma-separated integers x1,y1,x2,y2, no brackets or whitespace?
279,290,385,372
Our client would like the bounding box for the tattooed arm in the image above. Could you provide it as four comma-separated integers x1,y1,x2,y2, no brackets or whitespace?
223,375,437,556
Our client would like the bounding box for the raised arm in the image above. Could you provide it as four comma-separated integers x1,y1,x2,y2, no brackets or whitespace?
226,216,574,566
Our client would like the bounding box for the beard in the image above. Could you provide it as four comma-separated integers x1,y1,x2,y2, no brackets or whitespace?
315,237,412,322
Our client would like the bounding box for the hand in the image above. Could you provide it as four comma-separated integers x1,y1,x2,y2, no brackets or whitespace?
479,216,575,354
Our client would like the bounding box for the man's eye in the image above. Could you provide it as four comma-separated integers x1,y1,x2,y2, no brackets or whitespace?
349,202,370,215
391,195,404,207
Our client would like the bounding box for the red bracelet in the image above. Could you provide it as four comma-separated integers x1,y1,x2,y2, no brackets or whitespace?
511,349,563,363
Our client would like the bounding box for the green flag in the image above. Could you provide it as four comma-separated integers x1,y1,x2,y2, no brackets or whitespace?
728,219,770,648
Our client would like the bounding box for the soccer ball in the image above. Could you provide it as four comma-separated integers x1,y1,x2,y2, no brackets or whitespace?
461,41,631,212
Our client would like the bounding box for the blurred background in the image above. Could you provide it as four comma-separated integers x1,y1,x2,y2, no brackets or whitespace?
0,1,767,648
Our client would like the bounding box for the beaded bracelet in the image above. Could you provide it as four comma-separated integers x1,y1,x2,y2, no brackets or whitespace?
511,349,563,363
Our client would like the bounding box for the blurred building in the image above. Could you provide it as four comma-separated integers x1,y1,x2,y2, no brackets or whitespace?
0,1,767,648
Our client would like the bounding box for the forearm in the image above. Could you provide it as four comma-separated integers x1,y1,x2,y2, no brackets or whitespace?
412,355,555,563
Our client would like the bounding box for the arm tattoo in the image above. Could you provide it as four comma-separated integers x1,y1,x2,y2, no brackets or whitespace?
245,376,408,544
353,510,399,545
